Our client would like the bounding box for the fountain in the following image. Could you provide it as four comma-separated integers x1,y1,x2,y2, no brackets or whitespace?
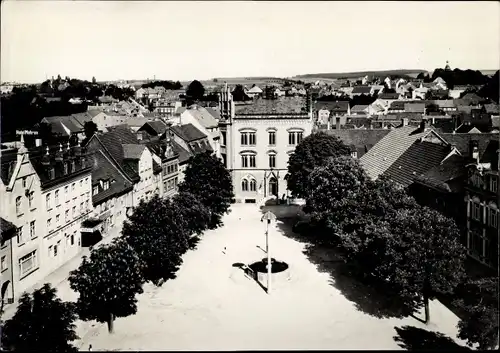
248,257,291,288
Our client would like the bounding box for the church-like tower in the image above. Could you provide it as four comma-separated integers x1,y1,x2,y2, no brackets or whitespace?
218,83,235,173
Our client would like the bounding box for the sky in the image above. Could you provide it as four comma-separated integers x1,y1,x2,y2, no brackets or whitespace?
1,1,499,83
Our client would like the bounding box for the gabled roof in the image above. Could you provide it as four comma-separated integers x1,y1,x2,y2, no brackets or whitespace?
0,148,19,185
170,139,192,164
404,103,425,113
185,107,219,129
351,104,369,113
171,123,207,142
432,100,456,109
461,93,483,103
236,97,308,115
41,115,85,136
0,217,16,242
122,144,145,160
315,101,349,112
352,86,372,94
378,93,400,100
325,129,390,156
89,149,134,205
139,120,168,136
441,132,497,155
359,126,447,180
413,154,467,192
382,140,452,188
247,86,263,93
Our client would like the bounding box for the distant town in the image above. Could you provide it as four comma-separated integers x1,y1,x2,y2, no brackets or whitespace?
0,62,498,350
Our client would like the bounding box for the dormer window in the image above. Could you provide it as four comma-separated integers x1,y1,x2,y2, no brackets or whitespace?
103,180,110,190
93,185,99,196
71,161,76,172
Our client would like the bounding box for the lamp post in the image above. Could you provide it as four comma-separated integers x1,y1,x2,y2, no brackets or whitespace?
261,211,276,294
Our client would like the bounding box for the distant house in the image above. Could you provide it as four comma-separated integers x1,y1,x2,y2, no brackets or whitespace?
246,86,263,98
137,120,169,140
351,105,370,115
351,86,374,97
388,101,405,114
273,88,286,98
432,77,448,90
325,129,390,159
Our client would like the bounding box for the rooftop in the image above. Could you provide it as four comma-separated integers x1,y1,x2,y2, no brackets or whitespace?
235,97,309,115
413,154,467,192
171,123,207,142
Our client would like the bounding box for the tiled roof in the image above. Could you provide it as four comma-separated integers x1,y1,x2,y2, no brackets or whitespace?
315,101,349,113
441,133,497,156
378,93,400,100
122,144,145,160
171,123,207,142
413,154,467,192
461,93,483,103
430,120,456,134
388,101,405,110
185,107,219,129
404,103,425,113
479,139,499,166
382,140,451,187
325,129,390,157
142,120,168,135
41,115,85,136
152,160,162,174
492,116,500,128
95,126,141,181
0,217,16,241
351,104,369,112
432,100,456,109
235,97,308,115
90,149,134,205
170,139,192,164
359,126,445,180
352,86,372,94
247,86,263,93
123,117,150,127
456,105,474,114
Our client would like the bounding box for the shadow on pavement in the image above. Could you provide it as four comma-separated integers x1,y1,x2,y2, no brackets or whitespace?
269,209,414,320
393,325,471,351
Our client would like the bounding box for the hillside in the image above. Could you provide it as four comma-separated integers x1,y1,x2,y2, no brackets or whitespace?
294,69,428,80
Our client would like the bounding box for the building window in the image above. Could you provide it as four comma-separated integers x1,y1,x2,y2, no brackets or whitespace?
288,131,304,145
489,208,498,228
47,218,51,230
72,183,75,192
103,180,110,190
351,151,358,158
268,131,276,145
71,233,75,245
80,180,83,188
472,202,482,221
16,196,22,215
22,177,27,188
250,179,257,192
46,193,51,209
55,190,59,205
269,154,276,168
28,192,34,209
1,255,7,272
491,177,498,193
240,132,256,146
64,163,68,175
54,243,58,257
19,250,38,277
241,154,256,168
242,179,249,191
30,221,36,239
16,227,23,244
65,186,69,195
221,131,227,146
56,214,60,223
72,206,76,218
65,210,69,222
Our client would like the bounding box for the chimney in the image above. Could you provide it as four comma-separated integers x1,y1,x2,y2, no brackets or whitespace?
35,138,42,147
41,146,51,166
419,120,427,132
402,118,409,127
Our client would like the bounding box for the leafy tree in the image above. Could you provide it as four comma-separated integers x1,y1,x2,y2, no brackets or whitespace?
83,121,98,142
1,283,78,351
454,277,499,349
231,85,251,101
171,191,211,236
286,132,351,198
186,80,205,101
68,239,145,333
122,195,190,286
477,71,499,103
178,151,234,229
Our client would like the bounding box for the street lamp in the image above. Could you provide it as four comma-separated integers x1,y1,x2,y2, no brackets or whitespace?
261,211,276,294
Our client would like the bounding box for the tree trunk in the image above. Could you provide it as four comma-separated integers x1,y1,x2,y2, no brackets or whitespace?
107,312,115,334
423,291,430,324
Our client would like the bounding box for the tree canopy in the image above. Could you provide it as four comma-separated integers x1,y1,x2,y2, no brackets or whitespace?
68,239,145,333
178,151,234,229
231,85,251,102
122,195,190,286
477,71,499,103
1,283,78,351
286,132,351,198
186,80,205,101
142,80,182,90
171,191,211,236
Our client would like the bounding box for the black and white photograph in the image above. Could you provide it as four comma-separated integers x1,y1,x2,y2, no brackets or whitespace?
0,0,499,351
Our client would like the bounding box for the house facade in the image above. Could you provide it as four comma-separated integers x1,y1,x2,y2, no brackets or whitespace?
218,86,313,203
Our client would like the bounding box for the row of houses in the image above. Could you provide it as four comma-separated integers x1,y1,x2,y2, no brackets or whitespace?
0,110,219,307
326,124,499,272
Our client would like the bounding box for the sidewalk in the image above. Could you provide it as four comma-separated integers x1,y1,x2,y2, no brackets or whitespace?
1,224,123,321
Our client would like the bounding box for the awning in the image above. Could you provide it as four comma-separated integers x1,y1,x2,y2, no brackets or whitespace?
81,218,104,233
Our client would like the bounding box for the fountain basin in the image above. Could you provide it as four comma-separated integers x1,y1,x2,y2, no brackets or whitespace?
247,258,291,286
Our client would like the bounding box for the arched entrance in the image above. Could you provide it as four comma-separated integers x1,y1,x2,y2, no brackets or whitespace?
269,177,278,197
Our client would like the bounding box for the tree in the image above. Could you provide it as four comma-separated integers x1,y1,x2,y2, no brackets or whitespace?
454,277,499,349
186,80,205,101
83,121,98,143
68,239,145,333
369,206,466,324
286,132,351,198
1,283,78,351
231,85,250,102
171,191,211,236
178,151,234,229
122,195,190,286
477,71,499,103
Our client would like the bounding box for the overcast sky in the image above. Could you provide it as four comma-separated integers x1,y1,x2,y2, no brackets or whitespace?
1,1,499,83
